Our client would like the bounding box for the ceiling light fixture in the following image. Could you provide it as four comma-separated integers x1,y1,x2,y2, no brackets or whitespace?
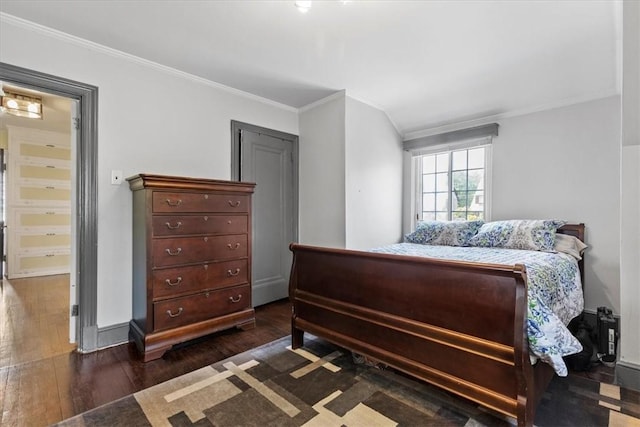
0,90,43,119
295,1,312,13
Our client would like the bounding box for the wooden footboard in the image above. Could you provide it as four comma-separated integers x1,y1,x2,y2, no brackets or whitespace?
289,244,544,427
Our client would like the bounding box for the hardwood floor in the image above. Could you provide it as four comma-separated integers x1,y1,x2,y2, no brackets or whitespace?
0,274,291,426
0,274,76,369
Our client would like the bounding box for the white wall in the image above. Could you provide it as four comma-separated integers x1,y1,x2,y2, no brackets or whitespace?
0,18,298,328
345,97,403,249
619,0,640,369
298,93,346,247
298,93,404,250
492,96,621,313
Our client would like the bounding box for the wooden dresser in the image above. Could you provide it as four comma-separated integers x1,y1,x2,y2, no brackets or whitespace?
127,174,256,361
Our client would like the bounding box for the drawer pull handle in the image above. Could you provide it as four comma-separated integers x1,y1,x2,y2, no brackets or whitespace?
228,200,241,207
165,248,182,256
227,268,240,277
227,243,241,250
165,221,182,230
165,199,182,207
165,277,183,287
229,295,242,303
166,307,183,318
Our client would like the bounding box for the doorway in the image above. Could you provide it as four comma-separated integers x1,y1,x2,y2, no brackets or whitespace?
0,84,75,362
0,62,98,353
231,121,298,307
2,89,73,279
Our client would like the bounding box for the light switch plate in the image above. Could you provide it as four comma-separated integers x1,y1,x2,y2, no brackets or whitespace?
111,170,123,185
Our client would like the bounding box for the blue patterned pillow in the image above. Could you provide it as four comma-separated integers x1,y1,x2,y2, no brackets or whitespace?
468,219,565,251
404,220,484,247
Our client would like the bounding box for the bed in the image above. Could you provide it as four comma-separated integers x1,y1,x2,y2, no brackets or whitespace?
289,222,585,427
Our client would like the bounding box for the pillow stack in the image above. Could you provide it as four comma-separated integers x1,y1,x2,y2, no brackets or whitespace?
405,219,586,258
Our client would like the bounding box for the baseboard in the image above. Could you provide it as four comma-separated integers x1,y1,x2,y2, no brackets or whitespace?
97,322,130,348
616,362,640,391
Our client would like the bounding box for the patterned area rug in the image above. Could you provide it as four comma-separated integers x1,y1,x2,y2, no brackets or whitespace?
55,336,640,427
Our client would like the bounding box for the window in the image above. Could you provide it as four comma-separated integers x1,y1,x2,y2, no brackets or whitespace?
404,123,497,226
415,145,490,222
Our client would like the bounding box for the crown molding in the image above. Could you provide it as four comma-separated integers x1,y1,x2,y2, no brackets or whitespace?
0,13,298,113
299,89,402,138
298,90,346,113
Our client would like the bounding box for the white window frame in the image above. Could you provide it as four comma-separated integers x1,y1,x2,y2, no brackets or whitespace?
412,143,492,226
403,124,498,233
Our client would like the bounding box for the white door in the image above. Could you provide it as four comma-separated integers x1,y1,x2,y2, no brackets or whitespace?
241,129,295,306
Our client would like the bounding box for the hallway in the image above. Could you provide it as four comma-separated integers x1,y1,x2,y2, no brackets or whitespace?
0,274,75,369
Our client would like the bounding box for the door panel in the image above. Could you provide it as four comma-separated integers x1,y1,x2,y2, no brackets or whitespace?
241,130,294,306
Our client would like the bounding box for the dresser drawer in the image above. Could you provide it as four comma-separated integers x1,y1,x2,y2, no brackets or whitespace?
20,142,71,162
12,250,71,278
153,192,249,213
19,231,71,250
153,234,248,267
12,208,71,229
17,183,71,205
152,215,248,237
18,163,71,183
153,285,251,331
152,259,249,299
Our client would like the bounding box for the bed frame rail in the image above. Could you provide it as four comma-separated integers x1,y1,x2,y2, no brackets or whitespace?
289,244,538,425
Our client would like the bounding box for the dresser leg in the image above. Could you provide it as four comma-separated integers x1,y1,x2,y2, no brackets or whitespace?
237,318,256,331
142,345,172,362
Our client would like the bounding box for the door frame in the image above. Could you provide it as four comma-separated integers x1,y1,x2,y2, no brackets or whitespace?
230,120,300,246
0,62,99,353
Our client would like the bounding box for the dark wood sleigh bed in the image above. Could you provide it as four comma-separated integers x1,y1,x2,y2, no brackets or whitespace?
288,224,585,427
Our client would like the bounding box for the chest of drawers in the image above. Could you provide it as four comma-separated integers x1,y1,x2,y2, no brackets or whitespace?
127,174,256,361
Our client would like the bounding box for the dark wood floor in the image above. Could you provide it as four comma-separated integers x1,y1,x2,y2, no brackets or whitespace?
0,284,291,427
0,274,623,426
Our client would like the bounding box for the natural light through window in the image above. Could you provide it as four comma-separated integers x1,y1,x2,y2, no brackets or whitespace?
417,146,488,221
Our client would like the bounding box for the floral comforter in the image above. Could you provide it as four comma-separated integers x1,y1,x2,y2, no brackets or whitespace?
370,243,584,376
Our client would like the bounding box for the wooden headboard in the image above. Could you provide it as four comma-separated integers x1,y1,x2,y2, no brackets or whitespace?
557,223,585,242
557,223,586,285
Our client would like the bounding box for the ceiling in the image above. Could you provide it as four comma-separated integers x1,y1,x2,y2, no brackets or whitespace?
0,1,621,138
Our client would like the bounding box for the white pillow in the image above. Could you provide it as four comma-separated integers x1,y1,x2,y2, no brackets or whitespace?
554,233,588,260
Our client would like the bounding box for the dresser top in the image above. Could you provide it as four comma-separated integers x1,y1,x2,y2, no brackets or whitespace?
127,174,255,193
